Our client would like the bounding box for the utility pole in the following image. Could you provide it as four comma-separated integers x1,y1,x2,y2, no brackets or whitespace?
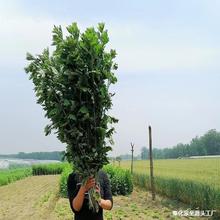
131,142,134,174
149,126,155,200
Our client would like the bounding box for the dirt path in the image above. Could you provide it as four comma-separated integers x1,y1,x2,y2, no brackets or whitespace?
0,176,213,220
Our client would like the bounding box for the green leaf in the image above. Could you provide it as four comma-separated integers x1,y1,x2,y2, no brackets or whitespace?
44,124,53,136
51,66,59,75
105,146,112,152
96,127,106,137
48,108,57,117
64,99,71,106
52,25,63,46
98,23,105,33
79,106,89,114
68,114,76,121
26,52,35,61
66,22,80,39
110,49,117,58
101,31,109,44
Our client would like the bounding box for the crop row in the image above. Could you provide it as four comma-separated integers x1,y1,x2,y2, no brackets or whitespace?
120,159,220,189
0,168,32,186
133,172,220,211
0,163,66,186
32,162,67,175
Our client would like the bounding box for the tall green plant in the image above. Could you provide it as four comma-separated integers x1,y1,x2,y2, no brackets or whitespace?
25,22,118,212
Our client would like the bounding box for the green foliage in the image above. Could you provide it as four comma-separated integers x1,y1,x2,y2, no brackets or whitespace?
59,163,73,197
121,159,220,189
59,164,133,198
140,129,220,159
103,165,133,195
0,168,32,186
141,147,148,160
25,22,118,179
132,173,150,189
133,173,220,210
32,163,67,175
115,156,121,162
59,164,73,197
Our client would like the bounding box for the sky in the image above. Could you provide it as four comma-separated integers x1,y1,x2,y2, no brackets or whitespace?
0,0,220,156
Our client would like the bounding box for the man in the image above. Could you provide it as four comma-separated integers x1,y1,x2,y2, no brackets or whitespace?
67,170,113,220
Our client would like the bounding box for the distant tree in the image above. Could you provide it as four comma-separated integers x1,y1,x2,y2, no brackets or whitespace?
201,129,220,155
138,129,220,159
116,156,121,166
3,151,64,161
141,147,148,160
120,154,131,160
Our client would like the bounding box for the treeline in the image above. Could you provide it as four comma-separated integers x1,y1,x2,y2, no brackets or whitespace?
141,129,220,159
0,151,65,161
111,154,141,161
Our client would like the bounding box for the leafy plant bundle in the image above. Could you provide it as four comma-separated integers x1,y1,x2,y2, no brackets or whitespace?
25,22,118,212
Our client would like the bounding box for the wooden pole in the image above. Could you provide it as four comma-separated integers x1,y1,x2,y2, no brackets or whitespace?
131,142,134,174
149,126,155,200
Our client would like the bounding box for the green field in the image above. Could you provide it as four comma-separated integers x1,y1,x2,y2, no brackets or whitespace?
116,159,220,211
1,159,220,215
119,159,220,189
0,167,32,186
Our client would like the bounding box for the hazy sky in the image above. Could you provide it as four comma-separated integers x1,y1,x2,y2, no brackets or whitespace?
0,0,220,156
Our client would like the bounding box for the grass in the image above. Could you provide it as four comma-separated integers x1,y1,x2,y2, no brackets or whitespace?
32,162,67,175
1,159,219,216
119,159,220,188
0,169,217,219
119,159,220,212
0,162,65,187
133,172,220,210
0,167,32,186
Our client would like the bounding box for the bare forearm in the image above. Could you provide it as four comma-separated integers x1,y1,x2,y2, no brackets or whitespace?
72,186,85,211
99,199,112,210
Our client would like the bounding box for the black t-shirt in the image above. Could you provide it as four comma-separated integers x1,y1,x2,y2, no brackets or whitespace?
67,170,113,220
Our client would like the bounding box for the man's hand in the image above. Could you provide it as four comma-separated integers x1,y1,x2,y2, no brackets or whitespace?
73,176,97,212
81,176,96,193
95,184,112,210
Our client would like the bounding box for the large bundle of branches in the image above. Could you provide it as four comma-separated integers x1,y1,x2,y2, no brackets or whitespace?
25,22,118,211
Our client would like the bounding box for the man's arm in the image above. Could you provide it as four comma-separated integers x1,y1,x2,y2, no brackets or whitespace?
72,177,95,212
96,173,113,210
102,171,113,210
